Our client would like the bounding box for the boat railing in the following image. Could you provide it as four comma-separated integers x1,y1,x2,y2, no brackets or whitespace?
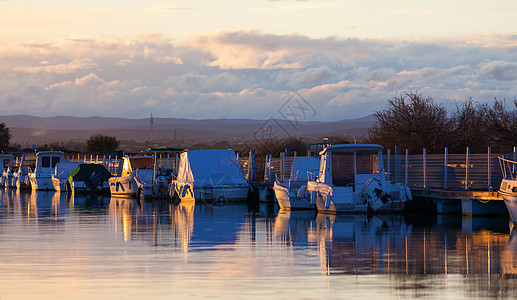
499,156,517,180
307,170,318,181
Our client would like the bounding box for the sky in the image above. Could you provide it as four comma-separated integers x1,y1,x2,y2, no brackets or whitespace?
0,0,516,122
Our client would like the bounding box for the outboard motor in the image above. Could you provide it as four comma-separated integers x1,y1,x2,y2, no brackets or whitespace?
361,178,391,211
88,171,101,191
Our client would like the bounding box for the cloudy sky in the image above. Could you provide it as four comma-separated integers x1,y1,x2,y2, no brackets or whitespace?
1,0,516,121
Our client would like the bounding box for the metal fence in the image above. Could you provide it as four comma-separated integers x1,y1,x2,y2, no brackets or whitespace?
386,149,506,190
66,154,178,177
263,148,514,191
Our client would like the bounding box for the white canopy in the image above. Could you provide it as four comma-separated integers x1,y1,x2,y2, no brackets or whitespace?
290,157,320,182
176,150,247,186
53,162,82,179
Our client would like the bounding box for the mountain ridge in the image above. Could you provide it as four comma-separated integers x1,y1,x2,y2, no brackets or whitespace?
0,114,376,146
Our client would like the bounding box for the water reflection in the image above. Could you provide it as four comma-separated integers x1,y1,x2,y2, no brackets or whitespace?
2,190,517,299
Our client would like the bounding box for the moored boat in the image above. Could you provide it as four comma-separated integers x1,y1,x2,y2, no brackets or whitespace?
109,156,155,198
273,156,320,210
306,144,412,214
498,156,517,223
28,151,65,191
52,162,82,192
14,153,35,190
0,154,15,187
67,163,112,194
170,149,249,203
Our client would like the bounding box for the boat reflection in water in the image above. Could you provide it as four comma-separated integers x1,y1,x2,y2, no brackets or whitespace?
2,188,517,299
316,213,410,276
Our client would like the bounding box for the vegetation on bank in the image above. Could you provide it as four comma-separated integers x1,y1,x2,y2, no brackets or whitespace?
1,91,516,156
364,91,517,154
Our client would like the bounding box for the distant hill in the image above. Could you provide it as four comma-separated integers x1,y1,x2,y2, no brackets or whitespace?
0,115,376,147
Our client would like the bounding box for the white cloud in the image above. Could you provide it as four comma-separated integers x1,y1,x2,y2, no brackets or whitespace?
0,32,515,121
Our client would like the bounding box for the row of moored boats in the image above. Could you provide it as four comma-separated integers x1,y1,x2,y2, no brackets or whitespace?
0,144,416,214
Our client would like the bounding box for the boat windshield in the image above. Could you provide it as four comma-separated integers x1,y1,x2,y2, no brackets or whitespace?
129,157,154,170
356,150,379,174
331,149,379,187
331,152,354,187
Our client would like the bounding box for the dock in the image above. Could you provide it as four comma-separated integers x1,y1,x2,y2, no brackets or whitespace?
411,188,507,216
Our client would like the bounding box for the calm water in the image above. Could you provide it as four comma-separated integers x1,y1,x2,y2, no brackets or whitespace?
1,189,517,299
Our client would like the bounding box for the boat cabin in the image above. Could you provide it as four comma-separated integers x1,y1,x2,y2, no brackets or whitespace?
0,154,14,171
34,151,65,175
317,144,384,191
121,156,154,177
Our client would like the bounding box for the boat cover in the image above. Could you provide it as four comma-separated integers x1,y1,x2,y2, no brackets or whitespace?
176,149,247,186
290,157,320,182
68,163,112,184
53,162,82,179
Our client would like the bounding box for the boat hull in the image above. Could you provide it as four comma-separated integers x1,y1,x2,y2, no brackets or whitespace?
3,173,16,188
172,181,249,203
109,176,155,198
500,192,517,223
307,181,407,214
273,181,314,210
29,175,54,191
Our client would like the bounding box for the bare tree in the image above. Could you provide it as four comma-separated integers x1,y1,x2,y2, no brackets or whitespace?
365,91,451,154
449,98,488,153
482,98,517,153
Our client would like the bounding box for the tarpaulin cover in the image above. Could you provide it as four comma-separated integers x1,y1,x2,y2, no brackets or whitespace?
68,163,112,184
176,149,247,186
54,162,82,179
290,157,320,182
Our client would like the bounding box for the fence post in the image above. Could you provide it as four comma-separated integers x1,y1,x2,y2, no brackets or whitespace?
465,147,470,190
280,152,285,181
269,155,272,182
387,149,391,182
444,147,448,190
423,148,427,189
488,147,491,190
248,149,255,183
405,149,409,187
264,155,269,183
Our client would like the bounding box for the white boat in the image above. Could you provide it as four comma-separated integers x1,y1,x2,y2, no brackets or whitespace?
52,162,82,192
273,156,320,210
498,156,517,223
109,156,155,198
14,154,35,190
170,149,249,203
306,144,412,214
147,147,183,198
0,154,15,187
28,151,65,190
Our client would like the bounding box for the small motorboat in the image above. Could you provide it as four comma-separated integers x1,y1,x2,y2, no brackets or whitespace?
273,156,320,210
